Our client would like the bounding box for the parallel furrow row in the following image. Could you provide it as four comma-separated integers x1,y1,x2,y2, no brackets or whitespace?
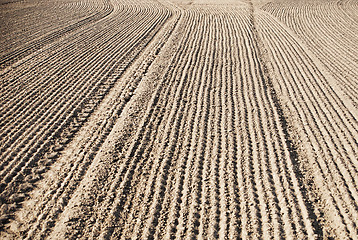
262,1,358,109
256,10,358,239
46,5,322,239
0,0,172,231
2,1,357,239
0,0,110,57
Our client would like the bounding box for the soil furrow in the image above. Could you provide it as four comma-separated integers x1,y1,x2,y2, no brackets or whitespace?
1,0,357,239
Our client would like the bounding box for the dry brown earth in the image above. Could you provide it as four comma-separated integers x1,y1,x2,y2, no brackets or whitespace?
0,0,357,239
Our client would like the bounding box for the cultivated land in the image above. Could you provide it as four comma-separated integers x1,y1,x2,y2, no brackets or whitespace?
0,0,357,239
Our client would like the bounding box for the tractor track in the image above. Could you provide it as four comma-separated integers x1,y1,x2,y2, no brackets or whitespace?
1,0,357,239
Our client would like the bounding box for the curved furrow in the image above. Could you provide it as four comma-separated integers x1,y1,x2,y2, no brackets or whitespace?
234,6,316,238
0,5,160,117
0,7,169,150
2,0,357,239
0,3,132,89
0,0,114,69
261,2,358,109
0,0,112,45
0,6,135,126
23,15,179,238
256,9,358,158
337,0,358,22
0,0,173,235
0,2,171,163
256,11,358,238
37,9,187,240
0,1,101,53
0,13,171,199
257,12,358,190
97,5,319,239
250,10,316,238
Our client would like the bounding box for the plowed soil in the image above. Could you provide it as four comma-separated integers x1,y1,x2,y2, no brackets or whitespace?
1,0,357,239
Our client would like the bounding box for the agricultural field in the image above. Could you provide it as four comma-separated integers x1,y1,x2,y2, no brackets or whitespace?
0,0,357,239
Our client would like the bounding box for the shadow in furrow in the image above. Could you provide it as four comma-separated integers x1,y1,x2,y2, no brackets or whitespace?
249,1,324,238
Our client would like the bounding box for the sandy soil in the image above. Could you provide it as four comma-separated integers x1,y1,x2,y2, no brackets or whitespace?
0,0,357,239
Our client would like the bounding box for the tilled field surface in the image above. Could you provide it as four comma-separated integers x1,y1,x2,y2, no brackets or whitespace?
1,0,357,239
